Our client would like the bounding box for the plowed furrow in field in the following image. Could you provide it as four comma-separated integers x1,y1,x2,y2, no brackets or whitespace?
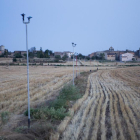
61,88,95,139
59,68,140,140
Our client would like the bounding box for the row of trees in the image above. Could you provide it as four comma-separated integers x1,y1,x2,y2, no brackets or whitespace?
29,49,53,58
0,49,10,58
91,53,105,60
70,53,105,60
55,53,105,62
54,54,68,62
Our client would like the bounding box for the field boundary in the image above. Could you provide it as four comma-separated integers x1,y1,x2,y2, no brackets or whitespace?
51,74,91,140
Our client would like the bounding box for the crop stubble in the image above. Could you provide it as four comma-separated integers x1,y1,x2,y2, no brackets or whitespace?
0,66,97,115
60,67,140,140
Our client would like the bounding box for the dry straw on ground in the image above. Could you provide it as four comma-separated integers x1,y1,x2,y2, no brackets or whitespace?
53,67,140,140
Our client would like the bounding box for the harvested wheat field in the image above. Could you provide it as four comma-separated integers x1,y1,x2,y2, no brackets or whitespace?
0,66,77,115
56,66,140,140
0,65,109,115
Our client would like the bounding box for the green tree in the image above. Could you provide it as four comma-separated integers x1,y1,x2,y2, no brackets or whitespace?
99,53,105,60
4,49,8,57
91,56,95,60
37,50,44,58
62,54,68,61
29,52,34,58
13,58,17,62
14,53,22,58
86,56,90,60
44,49,50,58
55,55,61,62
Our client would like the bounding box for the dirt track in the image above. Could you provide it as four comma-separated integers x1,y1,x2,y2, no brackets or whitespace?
60,67,140,140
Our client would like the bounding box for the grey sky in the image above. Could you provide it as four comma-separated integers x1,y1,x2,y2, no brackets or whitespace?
0,0,140,55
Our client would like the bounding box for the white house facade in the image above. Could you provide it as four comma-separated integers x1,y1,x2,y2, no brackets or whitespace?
63,51,74,58
120,53,134,61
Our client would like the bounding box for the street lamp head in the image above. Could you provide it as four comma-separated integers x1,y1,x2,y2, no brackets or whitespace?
21,13,25,22
72,42,76,47
27,16,32,22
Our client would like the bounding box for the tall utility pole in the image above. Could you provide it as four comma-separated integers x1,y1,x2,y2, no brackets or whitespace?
79,57,80,75
76,55,77,77
75,52,78,78
21,13,32,129
72,43,76,86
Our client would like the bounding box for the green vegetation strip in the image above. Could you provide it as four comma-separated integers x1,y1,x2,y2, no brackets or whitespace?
24,71,91,121
24,84,81,120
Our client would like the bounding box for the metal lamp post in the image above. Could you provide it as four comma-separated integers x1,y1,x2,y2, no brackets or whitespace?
72,42,76,86
75,52,78,77
21,13,32,129
79,57,80,75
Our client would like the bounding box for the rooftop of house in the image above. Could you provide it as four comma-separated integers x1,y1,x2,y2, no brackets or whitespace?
107,53,116,55
63,51,72,53
54,52,63,55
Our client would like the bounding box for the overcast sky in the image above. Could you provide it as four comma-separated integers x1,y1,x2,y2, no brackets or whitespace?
0,0,140,55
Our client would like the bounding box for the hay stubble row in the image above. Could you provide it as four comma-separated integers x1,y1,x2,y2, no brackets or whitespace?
59,67,140,140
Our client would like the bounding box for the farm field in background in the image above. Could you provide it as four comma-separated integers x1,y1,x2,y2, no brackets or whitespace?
0,65,110,116
80,60,140,66
59,67,140,140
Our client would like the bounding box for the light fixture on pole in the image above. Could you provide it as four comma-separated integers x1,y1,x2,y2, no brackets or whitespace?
21,13,32,129
72,42,76,86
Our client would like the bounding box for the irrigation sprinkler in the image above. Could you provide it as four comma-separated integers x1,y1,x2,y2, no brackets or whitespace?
21,13,32,129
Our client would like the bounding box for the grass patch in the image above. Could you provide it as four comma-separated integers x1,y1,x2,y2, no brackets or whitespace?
14,126,28,133
1,111,9,124
24,84,81,120
74,71,91,97
32,107,69,120
0,136,6,140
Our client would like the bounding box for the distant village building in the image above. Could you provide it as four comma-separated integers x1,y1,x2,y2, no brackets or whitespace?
0,45,5,54
120,53,134,61
14,51,27,57
95,51,106,57
105,53,116,61
63,51,73,58
14,51,21,54
54,52,64,58
89,52,95,58
109,46,114,51
136,48,140,57
54,51,73,58
30,47,36,52
21,51,27,55
0,51,2,55
14,51,27,54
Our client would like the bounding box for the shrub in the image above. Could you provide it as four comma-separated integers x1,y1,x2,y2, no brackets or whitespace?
50,98,67,110
15,126,28,133
24,84,80,120
25,107,69,120
13,58,17,62
50,84,81,110
24,108,39,116
59,84,81,101
47,107,69,120
1,111,9,124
